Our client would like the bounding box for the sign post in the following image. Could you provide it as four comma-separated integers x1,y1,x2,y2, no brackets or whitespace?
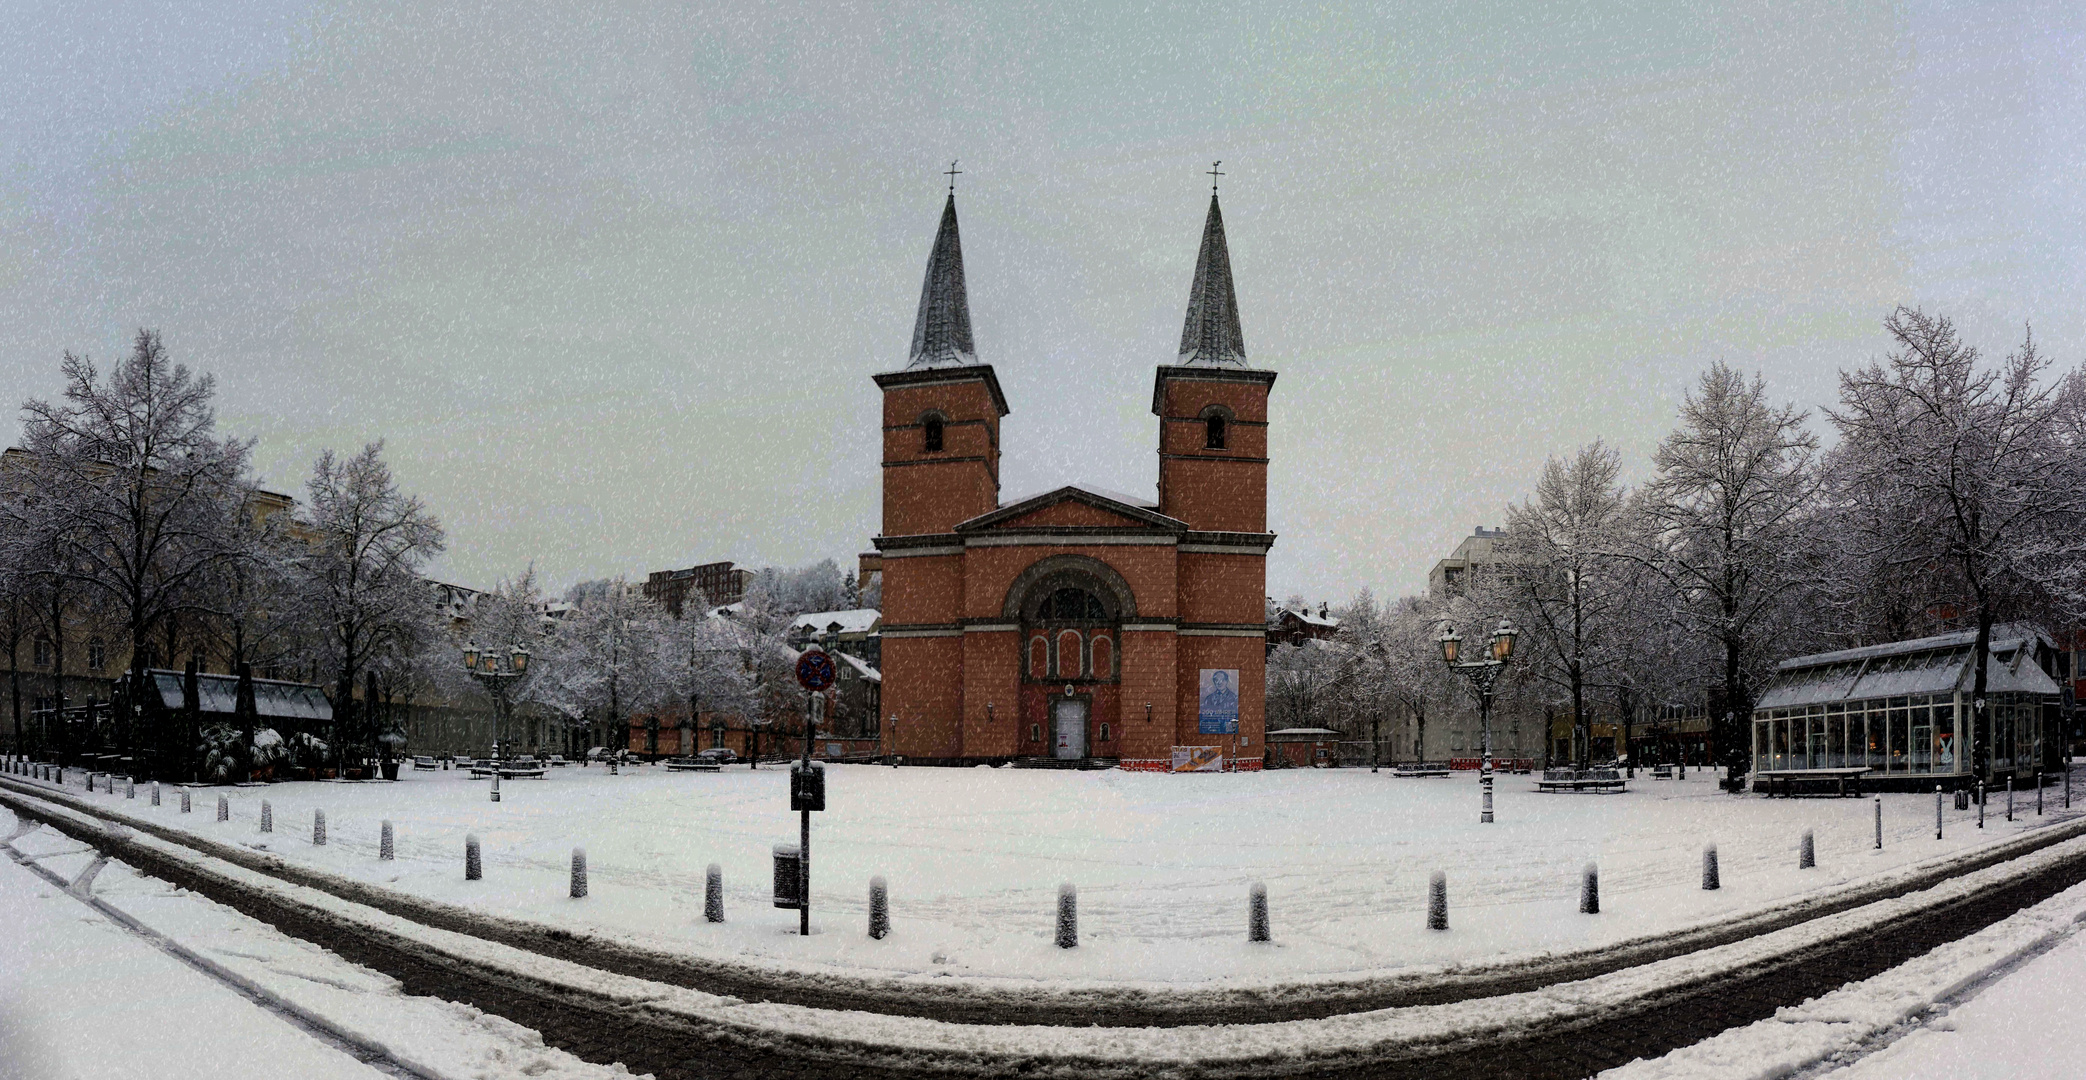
792,647,837,936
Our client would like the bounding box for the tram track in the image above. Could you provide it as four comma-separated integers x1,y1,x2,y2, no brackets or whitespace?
8,775,2086,1078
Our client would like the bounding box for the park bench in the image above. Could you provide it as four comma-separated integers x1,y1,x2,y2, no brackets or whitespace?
665,758,722,772
1753,767,1869,798
1536,767,1627,794
495,765,548,779
1390,763,1451,778
1652,764,1674,780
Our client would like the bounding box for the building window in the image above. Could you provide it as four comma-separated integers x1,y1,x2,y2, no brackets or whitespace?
1205,413,1227,449
923,414,945,452
1030,723,1041,743
33,637,52,669
1056,630,1083,677
87,639,106,672
191,650,207,673
1099,723,1111,742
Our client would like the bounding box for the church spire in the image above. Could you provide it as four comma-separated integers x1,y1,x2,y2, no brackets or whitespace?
1177,191,1247,367
906,191,977,369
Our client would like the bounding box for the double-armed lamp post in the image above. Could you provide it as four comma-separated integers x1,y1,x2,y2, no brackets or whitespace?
1438,618,1519,824
463,643,531,761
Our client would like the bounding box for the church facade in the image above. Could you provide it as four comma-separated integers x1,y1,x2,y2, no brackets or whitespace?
872,188,1275,770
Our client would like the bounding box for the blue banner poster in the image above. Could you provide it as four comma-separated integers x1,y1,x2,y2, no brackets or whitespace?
1198,668,1240,734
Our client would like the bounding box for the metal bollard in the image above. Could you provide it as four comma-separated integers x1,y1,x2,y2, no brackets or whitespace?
869,875,890,940
570,847,588,898
465,834,482,880
313,808,327,846
1702,844,1721,891
705,863,724,923
2038,772,2044,816
2007,777,2014,822
216,795,228,822
1580,863,1600,914
1056,883,1078,948
1936,786,1943,839
1874,796,1883,850
1428,871,1449,930
380,820,394,861
1978,782,1986,828
261,800,272,833
1248,881,1270,941
1800,829,1815,869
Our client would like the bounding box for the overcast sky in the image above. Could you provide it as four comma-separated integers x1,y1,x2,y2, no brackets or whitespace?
4,2,2083,601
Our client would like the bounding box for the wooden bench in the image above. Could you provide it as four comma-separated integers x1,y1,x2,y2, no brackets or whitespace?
1651,764,1674,780
1391,764,1451,778
1536,768,1627,794
665,759,722,773
1754,768,1869,798
496,766,548,780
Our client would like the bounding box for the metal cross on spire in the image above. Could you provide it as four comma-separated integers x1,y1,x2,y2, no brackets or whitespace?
945,160,963,194
1207,160,1223,194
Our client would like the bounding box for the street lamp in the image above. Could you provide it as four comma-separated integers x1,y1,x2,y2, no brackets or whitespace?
1440,618,1518,824
463,642,530,764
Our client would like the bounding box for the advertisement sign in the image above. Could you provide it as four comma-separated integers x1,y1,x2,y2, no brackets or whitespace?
1171,746,1225,772
1197,668,1240,734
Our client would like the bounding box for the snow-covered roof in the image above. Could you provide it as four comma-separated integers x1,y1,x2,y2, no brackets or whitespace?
995,482,1159,511
704,601,746,620
838,652,881,683
787,609,881,636
1756,625,2062,711
1265,727,1343,739
149,670,334,723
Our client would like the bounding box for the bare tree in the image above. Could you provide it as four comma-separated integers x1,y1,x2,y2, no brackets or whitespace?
1829,309,2086,778
539,578,672,759
1636,361,1821,778
303,442,445,769
1502,441,1630,769
17,331,251,774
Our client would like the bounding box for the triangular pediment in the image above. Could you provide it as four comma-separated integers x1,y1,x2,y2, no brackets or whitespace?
957,484,1185,533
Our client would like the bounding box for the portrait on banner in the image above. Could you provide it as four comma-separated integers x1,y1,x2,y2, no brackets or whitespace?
1197,668,1240,734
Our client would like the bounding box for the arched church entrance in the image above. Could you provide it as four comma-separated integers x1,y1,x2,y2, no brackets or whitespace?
1007,557,1132,762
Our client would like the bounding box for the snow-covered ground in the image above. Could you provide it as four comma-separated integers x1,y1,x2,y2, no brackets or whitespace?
24,763,2078,987
0,807,647,1080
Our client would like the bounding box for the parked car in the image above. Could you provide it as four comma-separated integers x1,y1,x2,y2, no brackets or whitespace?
695,747,738,766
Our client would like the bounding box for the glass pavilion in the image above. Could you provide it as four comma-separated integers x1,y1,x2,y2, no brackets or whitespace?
1751,625,2064,791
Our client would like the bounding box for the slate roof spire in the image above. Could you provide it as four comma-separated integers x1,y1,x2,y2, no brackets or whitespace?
906,192,977,369
1177,192,1247,367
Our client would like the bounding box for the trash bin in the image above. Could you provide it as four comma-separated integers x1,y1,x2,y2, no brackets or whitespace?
772,844,802,909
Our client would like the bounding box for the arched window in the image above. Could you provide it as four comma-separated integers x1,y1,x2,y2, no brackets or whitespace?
33,636,52,669
1205,412,1227,449
1056,630,1084,676
923,414,945,452
1029,723,1042,743
1099,723,1111,742
1090,635,1113,680
1040,588,1107,621
1029,636,1048,679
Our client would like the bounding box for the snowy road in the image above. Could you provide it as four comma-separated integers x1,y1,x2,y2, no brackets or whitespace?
0,807,651,1080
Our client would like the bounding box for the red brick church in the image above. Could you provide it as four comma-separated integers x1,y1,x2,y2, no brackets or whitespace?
872,186,1274,770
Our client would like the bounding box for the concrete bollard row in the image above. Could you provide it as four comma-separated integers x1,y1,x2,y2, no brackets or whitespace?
1580,863,1600,914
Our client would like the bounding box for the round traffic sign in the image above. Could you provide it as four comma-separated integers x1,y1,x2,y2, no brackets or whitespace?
795,648,837,691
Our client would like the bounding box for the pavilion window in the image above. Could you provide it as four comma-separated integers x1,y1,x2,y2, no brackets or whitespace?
1887,699,1907,772
1825,703,1845,769
1909,698,1931,771
1934,698,1958,771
